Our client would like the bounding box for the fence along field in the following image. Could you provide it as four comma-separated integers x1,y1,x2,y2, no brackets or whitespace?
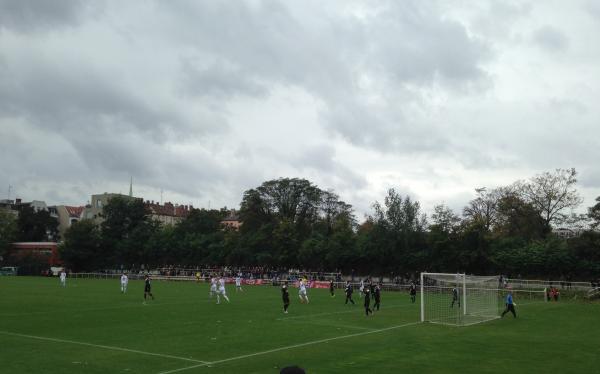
0,275,598,373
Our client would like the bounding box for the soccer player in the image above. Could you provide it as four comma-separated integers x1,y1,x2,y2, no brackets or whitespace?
344,281,355,305
216,276,230,304
209,277,217,298
451,287,460,308
298,278,309,304
59,270,67,287
359,279,364,298
143,274,154,304
235,274,243,292
364,287,372,316
120,273,128,293
409,282,417,303
501,290,517,318
282,281,290,313
373,283,381,311
329,279,335,297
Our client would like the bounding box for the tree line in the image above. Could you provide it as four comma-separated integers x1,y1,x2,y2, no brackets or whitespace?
2,169,600,280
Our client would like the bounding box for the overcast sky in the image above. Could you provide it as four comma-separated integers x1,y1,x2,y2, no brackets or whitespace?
1,0,599,219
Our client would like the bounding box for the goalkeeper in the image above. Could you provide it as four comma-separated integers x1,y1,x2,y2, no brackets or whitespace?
451,287,460,308
501,289,517,318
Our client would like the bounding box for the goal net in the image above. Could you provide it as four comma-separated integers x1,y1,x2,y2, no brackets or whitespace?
420,272,501,326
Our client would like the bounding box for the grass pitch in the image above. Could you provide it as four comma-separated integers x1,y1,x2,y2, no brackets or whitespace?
0,276,599,373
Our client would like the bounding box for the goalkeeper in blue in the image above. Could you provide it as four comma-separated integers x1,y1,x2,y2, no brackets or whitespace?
501,290,517,318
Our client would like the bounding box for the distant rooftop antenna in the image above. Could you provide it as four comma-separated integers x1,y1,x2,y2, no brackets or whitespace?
7,185,12,200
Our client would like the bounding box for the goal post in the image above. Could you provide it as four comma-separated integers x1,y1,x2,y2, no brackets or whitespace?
420,272,501,326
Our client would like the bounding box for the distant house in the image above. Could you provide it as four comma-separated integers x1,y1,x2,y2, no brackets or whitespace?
221,210,241,230
145,200,192,225
56,206,85,239
553,227,584,239
82,193,139,222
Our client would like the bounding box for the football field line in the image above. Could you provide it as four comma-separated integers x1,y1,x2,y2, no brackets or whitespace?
287,318,377,331
0,330,210,364
275,302,413,320
157,321,420,374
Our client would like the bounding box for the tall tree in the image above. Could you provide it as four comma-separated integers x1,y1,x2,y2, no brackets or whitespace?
367,189,427,273
517,168,583,230
589,196,600,229
463,187,503,231
59,220,101,271
494,193,548,241
16,205,59,242
0,210,18,260
100,197,153,267
430,204,461,234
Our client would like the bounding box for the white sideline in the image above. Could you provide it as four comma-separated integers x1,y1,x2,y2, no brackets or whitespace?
286,319,377,332
157,321,421,374
0,330,209,364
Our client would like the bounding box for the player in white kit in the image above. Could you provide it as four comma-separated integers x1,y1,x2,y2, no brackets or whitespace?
216,277,230,304
209,277,217,298
120,273,128,293
298,278,309,304
235,275,243,292
359,279,364,298
59,270,67,287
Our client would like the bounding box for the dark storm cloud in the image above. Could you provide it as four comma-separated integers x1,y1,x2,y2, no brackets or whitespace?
0,0,95,33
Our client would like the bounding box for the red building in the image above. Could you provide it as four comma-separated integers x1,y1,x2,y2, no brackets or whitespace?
11,242,61,266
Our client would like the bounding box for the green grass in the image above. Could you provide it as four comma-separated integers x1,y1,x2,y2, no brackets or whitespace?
0,276,599,373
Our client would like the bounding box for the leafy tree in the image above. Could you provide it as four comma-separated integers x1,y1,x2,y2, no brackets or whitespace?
517,168,583,230
427,205,461,272
16,205,59,242
59,220,101,271
366,189,427,273
100,197,153,267
0,210,18,260
430,204,461,234
463,187,503,231
493,193,547,241
176,208,226,236
589,196,600,229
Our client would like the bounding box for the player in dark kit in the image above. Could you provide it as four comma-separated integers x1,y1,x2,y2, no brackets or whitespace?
282,281,290,313
143,274,154,304
451,287,460,308
329,279,335,297
410,282,417,303
364,287,372,316
373,283,381,311
344,281,355,305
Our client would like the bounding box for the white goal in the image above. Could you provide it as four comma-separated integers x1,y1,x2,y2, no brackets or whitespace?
420,272,502,326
